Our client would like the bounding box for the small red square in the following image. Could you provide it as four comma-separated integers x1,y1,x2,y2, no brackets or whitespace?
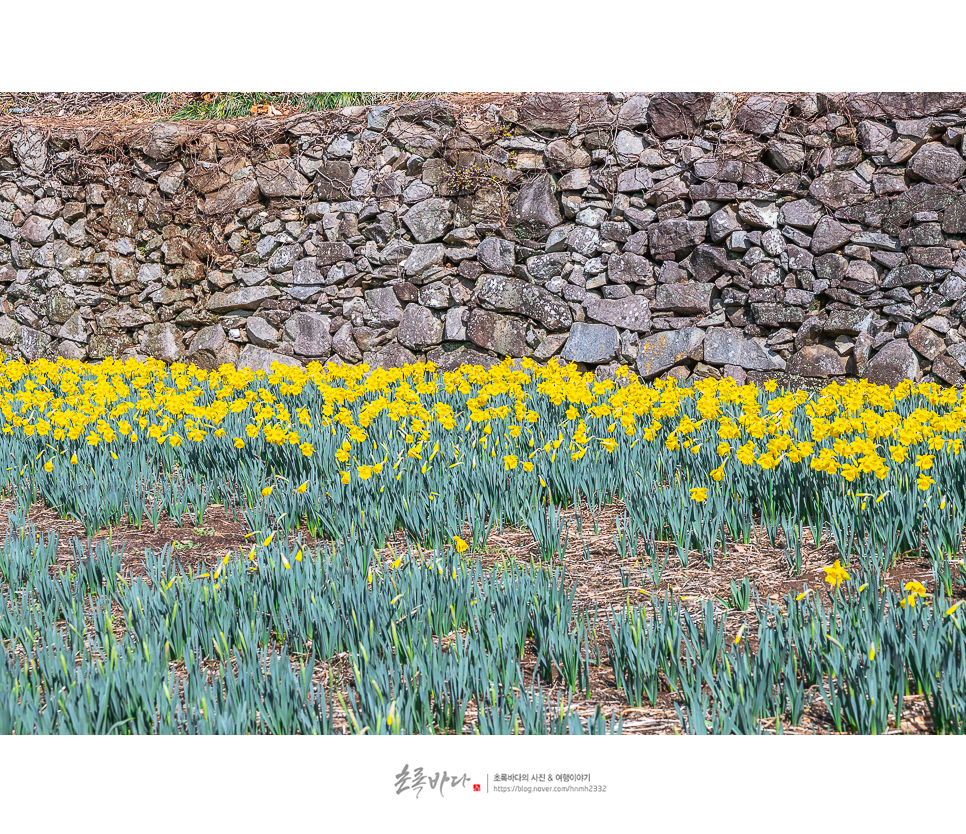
473,784,481,792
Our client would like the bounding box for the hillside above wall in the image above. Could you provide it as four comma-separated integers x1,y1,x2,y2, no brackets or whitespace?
2,91,966,387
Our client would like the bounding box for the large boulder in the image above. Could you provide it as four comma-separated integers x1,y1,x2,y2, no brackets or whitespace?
648,93,713,138
283,312,332,358
636,328,705,378
704,327,786,371
787,344,848,378
472,274,572,331
397,304,444,349
255,158,309,197
653,283,713,315
584,296,651,331
207,286,280,313
402,198,453,243
908,143,966,185
138,323,184,364
866,339,920,387
238,344,302,373
560,323,619,364
510,173,562,230
465,309,528,357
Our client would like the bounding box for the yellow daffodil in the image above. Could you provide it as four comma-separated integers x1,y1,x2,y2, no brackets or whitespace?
823,560,851,588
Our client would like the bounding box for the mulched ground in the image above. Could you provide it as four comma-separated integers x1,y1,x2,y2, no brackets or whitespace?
0,491,950,735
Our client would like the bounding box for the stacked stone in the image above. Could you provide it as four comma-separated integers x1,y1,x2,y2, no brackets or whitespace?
1,91,966,386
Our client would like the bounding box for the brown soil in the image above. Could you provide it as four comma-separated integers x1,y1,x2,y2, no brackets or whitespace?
0,92,540,128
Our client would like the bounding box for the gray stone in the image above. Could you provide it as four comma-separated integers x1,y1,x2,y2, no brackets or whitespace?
908,143,966,184
57,311,89,344
546,139,591,170
752,303,805,327
568,226,600,256
187,325,239,369
653,283,713,315
708,206,740,242
207,286,280,313
648,218,706,260
245,316,280,348
882,264,933,289
584,295,651,331
511,173,562,229
866,339,920,387
734,95,788,135
316,242,353,266
139,322,184,363
526,252,570,280
808,171,871,209
856,121,894,154
375,343,418,369
314,161,354,201
88,333,131,360
404,243,446,277
203,177,259,215
403,198,453,243
142,123,188,162
268,244,302,274
364,287,404,327
397,304,443,349
737,201,779,229
158,163,185,196
648,93,713,138
824,309,873,336
238,344,302,372
704,327,786,370
607,252,653,285
933,354,966,386
636,328,705,378
0,315,21,345
473,274,572,330
478,237,516,275
417,281,451,309
616,168,654,193
466,309,528,357
787,344,848,377
12,128,48,176
444,306,467,341
778,198,823,229
810,217,855,255
908,323,945,360
560,323,619,364
332,323,362,363
20,216,53,245
425,346,499,371
284,312,332,358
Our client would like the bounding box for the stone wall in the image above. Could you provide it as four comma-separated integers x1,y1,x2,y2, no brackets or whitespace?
2,91,966,387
